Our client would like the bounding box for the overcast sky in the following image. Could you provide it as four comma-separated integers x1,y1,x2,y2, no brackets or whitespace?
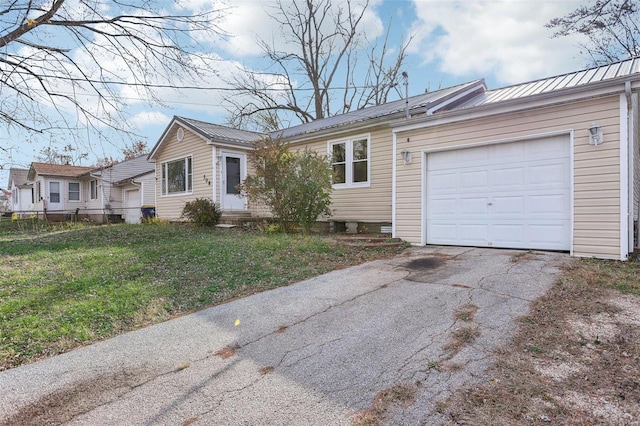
2,0,590,186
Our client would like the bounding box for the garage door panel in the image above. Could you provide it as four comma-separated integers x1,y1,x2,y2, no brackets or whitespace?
426,136,570,251
460,170,488,189
494,167,524,187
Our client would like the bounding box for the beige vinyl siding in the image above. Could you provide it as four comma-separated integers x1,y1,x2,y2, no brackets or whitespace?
292,126,393,223
395,94,622,259
155,126,215,221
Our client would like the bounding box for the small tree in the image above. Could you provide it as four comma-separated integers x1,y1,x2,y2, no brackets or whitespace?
240,137,333,233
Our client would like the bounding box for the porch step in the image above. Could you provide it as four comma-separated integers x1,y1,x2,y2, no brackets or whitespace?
219,211,253,225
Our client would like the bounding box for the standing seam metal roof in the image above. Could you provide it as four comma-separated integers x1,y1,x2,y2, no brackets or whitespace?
269,79,485,139
176,116,264,145
459,57,640,109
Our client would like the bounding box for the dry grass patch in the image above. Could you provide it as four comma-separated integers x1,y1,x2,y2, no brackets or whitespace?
353,384,418,426
441,258,640,425
443,325,481,357
453,304,478,322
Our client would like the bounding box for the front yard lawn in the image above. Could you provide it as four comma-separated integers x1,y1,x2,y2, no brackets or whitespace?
0,222,406,371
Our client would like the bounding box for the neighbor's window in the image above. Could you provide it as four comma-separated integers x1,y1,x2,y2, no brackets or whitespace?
90,180,98,200
161,156,193,195
35,181,41,202
68,182,80,201
329,135,369,187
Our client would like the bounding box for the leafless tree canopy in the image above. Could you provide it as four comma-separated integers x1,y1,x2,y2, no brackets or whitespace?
546,0,639,65
0,0,224,143
224,0,411,132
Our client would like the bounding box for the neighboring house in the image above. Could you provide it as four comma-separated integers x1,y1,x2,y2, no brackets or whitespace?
81,155,155,224
151,58,640,260
27,162,94,220
6,168,33,215
26,156,155,223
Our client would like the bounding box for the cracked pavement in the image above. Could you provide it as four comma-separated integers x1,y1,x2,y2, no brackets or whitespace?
0,246,569,425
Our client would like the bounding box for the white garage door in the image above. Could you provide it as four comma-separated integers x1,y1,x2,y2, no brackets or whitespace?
124,189,141,224
426,135,571,250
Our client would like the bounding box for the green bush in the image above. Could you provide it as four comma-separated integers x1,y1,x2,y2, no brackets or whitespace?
239,137,333,234
181,198,221,226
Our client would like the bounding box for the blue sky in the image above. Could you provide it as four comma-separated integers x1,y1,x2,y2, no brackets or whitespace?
1,0,589,186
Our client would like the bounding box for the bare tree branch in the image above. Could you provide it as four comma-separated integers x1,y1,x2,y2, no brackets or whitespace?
223,0,411,132
546,0,639,65
0,0,226,142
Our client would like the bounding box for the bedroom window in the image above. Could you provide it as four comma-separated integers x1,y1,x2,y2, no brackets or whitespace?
161,156,193,195
329,135,370,187
68,182,80,201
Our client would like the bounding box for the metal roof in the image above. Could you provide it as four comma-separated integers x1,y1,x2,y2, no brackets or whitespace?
271,79,485,139
459,57,640,109
176,116,264,145
90,155,155,184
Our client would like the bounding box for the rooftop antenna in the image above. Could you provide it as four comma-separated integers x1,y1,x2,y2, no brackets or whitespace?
402,71,409,119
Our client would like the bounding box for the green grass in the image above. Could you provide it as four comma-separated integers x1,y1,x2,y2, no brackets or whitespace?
0,222,405,370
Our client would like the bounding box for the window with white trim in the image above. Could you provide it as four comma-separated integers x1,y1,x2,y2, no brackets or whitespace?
68,182,80,201
90,180,98,200
161,156,193,195
329,135,370,187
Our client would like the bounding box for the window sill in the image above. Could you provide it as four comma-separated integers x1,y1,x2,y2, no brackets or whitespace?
332,182,370,189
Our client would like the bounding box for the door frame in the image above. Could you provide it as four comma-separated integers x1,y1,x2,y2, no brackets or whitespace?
47,180,63,211
221,151,247,210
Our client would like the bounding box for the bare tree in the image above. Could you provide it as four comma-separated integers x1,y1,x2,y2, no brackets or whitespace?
0,0,225,151
224,0,411,131
546,0,639,65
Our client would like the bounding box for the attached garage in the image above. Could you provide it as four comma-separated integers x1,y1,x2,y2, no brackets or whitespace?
425,135,571,251
391,58,640,260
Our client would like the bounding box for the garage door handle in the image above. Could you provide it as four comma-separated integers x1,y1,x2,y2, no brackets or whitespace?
487,202,493,206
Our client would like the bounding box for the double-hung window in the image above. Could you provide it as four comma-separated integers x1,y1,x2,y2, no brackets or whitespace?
68,182,80,201
161,156,193,195
329,135,370,187
90,180,98,200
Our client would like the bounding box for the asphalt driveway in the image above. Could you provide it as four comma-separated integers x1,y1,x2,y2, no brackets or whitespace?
0,246,569,425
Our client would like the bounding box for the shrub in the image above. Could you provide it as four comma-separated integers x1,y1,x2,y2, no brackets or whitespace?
239,137,333,234
181,198,221,226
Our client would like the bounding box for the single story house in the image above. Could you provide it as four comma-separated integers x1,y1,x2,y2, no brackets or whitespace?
150,58,640,260
26,155,155,223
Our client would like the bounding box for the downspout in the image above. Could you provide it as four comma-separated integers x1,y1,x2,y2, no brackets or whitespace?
629,81,640,251
624,81,638,252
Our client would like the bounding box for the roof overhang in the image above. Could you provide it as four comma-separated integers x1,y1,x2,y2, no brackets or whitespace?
392,76,640,133
148,116,256,160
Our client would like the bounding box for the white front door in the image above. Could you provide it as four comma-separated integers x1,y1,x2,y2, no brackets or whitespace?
47,181,63,211
222,152,247,210
124,189,141,224
425,135,571,251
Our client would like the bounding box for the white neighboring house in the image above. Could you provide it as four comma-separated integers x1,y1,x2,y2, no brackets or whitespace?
82,155,156,224
6,168,33,216
25,155,155,223
27,162,94,220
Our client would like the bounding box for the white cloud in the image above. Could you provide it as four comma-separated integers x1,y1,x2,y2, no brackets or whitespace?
409,0,588,85
130,111,171,128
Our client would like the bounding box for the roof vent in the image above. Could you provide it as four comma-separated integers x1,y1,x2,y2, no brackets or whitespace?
176,127,184,142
